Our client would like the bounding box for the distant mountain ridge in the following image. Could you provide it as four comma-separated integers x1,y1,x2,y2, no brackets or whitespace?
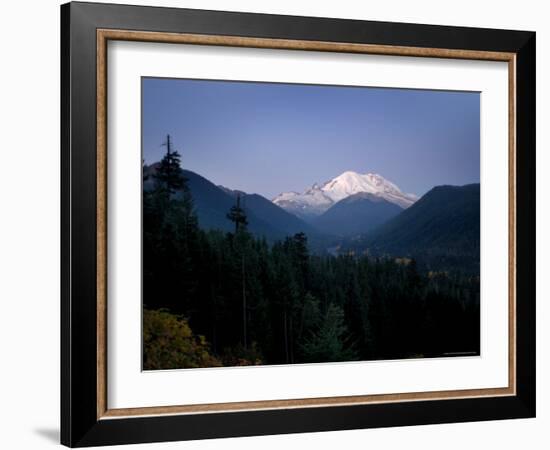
312,192,402,237
144,164,320,242
272,171,418,220
355,183,481,273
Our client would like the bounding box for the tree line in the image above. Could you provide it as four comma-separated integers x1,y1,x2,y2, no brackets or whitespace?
143,140,480,369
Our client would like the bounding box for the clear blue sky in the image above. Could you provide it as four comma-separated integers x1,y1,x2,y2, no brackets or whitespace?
142,77,480,199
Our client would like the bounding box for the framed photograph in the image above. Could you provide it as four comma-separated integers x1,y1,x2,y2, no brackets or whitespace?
61,2,536,447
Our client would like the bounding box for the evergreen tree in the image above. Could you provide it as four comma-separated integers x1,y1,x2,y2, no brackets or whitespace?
226,194,251,348
143,135,199,314
300,303,358,362
153,134,186,195
226,194,248,234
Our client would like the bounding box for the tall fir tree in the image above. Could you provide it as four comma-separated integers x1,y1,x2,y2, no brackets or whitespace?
226,194,248,234
226,194,251,348
153,134,186,195
143,135,200,314
300,303,358,363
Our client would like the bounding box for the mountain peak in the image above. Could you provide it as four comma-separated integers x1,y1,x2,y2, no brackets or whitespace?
365,172,384,181
340,170,361,177
273,170,418,219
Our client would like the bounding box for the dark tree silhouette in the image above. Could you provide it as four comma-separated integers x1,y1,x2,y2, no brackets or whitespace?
153,134,186,195
226,194,248,234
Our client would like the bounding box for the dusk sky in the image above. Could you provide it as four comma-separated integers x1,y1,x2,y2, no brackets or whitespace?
142,78,480,199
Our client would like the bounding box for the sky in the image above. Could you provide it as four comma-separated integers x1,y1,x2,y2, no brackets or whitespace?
142,77,480,199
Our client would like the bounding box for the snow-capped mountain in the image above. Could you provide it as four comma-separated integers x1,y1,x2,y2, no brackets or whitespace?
272,171,418,219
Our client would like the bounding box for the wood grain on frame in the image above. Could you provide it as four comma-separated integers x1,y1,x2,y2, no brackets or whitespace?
97,29,108,419
96,29,517,420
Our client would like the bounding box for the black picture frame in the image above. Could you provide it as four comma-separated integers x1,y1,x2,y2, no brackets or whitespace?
61,2,535,447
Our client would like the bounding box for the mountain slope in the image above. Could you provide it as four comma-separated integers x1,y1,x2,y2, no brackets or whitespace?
362,184,480,273
218,186,321,238
144,164,318,241
273,171,418,220
312,192,402,237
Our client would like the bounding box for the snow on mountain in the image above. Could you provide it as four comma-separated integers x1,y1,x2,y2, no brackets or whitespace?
272,171,418,219
271,188,333,219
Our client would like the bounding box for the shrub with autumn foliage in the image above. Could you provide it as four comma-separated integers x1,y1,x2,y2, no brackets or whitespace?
143,309,221,370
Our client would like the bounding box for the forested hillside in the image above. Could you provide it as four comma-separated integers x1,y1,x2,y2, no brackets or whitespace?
359,184,480,274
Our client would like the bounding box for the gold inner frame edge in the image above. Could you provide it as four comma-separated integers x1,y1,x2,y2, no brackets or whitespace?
96,29,517,420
